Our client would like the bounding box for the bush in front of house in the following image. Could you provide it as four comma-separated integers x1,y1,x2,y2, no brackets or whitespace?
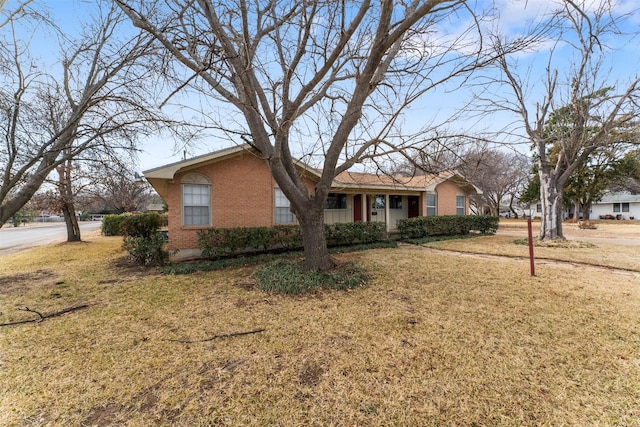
102,214,127,236
197,222,388,259
120,212,164,239
122,234,169,266
397,215,498,239
119,212,169,266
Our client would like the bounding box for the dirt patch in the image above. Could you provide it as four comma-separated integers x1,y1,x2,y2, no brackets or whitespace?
109,256,159,277
0,269,57,296
82,402,124,427
299,361,325,387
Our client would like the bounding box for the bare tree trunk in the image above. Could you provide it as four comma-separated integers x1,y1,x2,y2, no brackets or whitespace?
538,170,565,240
61,199,80,242
573,200,581,220
57,161,81,242
297,208,335,272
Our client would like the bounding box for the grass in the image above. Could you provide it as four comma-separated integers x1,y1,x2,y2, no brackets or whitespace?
1,228,640,426
423,219,640,272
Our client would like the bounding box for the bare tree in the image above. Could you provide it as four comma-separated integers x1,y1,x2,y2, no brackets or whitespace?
487,1,640,240
0,1,183,232
116,0,539,271
457,147,529,216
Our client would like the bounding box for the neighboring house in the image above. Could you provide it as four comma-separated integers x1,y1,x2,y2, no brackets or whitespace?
590,192,640,220
523,191,640,221
143,145,481,256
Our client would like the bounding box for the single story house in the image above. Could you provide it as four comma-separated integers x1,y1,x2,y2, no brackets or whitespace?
143,145,481,256
589,192,640,220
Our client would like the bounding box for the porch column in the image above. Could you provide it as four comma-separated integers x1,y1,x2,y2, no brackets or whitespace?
385,194,390,232
361,193,367,223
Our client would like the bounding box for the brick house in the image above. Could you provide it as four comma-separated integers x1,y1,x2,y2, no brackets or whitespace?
143,145,481,257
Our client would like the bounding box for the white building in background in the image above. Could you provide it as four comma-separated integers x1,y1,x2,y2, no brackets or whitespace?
521,191,640,220
590,192,640,220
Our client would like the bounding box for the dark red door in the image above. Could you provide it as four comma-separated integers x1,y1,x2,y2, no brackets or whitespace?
354,194,362,222
408,196,420,218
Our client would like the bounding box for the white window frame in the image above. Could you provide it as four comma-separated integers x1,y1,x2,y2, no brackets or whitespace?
181,173,211,226
389,195,403,210
325,193,348,210
427,193,437,216
274,188,295,224
456,195,465,216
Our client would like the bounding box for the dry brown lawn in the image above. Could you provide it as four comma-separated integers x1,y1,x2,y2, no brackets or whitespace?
425,219,640,273
1,227,639,426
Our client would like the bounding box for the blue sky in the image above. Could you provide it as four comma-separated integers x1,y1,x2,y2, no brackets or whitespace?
6,0,640,172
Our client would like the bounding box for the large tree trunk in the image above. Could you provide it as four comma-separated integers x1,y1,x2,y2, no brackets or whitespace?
581,203,591,221
57,161,81,242
61,200,81,242
297,208,335,272
538,170,565,240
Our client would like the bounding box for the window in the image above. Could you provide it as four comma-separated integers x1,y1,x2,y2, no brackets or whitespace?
536,204,542,213
182,183,210,226
325,193,347,210
275,188,295,224
456,195,465,216
389,195,402,209
613,203,630,212
427,194,437,216
374,195,385,209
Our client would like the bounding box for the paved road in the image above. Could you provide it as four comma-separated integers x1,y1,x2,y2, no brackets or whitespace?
0,222,103,257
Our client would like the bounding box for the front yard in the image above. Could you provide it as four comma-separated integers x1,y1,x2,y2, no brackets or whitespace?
1,227,639,426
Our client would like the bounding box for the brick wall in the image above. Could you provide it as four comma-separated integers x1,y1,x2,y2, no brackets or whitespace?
435,180,460,216
166,152,275,251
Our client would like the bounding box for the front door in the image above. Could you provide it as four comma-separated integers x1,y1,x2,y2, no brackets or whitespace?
354,195,362,222
408,196,420,218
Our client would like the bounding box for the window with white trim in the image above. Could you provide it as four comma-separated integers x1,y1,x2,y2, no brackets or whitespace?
613,202,630,213
389,195,402,209
275,188,295,224
456,195,465,216
182,173,211,226
427,194,437,216
325,193,347,210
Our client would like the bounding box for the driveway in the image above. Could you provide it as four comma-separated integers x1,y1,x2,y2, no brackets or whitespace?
0,221,103,257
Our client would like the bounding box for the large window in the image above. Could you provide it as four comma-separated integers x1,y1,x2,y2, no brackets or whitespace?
275,188,295,224
427,194,437,216
374,195,385,209
325,193,347,210
389,195,402,209
613,202,630,212
456,195,465,216
182,182,211,226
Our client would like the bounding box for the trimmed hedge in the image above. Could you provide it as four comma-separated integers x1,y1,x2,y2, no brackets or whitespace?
397,215,498,239
102,214,127,236
120,212,164,238
197,222,387,259
102,213,168,236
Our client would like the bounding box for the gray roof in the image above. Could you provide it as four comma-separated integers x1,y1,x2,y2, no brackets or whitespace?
596,192,640,203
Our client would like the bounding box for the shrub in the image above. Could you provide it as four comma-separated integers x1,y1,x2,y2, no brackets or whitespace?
325,222,386,246
253,259,369,294
197,222,387,260
102,214,129,236
122,234,169,266
119,212,169,266
397,215,498,239
120,212,163,238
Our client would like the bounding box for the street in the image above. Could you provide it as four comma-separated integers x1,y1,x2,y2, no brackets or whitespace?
0,221,103,257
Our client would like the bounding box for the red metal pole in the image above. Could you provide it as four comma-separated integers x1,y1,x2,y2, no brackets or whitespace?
527,217,536,276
